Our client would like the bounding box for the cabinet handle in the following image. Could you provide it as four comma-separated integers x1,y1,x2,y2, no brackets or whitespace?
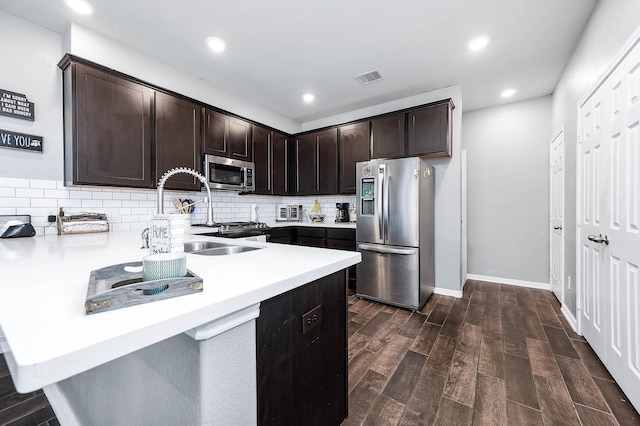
296,140,300,192
316,139,320,192
284,139,288,193
268,134,272,191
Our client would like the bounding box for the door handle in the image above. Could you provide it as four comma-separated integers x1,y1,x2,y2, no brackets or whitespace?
587,234,609,245
553,226,562,230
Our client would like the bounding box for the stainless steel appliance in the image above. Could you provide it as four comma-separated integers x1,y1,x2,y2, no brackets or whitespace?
203,154,255,192
193,221,270,239
276,204,302,221
335,203,350,223
356,157,435,311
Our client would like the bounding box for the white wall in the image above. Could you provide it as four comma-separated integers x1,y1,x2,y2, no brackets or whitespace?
304,86,464,294
0,11,63,181
552,0,640,315
463,96,552,285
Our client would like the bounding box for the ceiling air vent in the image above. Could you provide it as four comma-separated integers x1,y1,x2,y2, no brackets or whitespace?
354,70,383,85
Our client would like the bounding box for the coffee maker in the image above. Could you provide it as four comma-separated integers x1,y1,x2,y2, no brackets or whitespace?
335,203,350,223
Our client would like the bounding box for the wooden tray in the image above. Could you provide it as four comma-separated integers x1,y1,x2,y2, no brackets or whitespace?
85,262,203,315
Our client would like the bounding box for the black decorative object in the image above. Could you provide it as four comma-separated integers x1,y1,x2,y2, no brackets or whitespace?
0,129,43,152
0,89,35,121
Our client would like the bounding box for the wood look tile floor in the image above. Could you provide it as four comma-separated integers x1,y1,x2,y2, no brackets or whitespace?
1,279,639,425
344,280,640,426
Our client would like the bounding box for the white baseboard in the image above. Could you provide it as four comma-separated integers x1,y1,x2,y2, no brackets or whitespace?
43,384,80,426
561,305,580,335
466,274,550,290
433,287,463,298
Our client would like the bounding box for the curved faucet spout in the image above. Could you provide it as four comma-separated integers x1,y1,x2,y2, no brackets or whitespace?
157,167,215,226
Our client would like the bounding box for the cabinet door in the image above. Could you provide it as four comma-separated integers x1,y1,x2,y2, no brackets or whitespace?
252,125,271,194
155,92,203,190
407,99,453,157
272,131,289,195
371,113,405,158
203,108,228,157
338,121,370,194
256,272,347,425
316,128,338,195
71,63,153,187
228,117,252,161
295,133,317,195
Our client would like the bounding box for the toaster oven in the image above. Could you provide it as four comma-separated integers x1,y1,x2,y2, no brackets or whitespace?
276,204,302,221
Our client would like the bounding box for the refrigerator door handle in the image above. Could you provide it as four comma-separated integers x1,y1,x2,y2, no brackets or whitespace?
378,164,385,239
358,243,416,255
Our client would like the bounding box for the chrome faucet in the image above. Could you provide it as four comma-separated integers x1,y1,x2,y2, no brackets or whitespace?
157,167,215,226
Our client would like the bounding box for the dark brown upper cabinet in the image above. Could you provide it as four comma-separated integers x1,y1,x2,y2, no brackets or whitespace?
60,60,154,188
338,121,370,194
407,99,454,157
203,108,252,161
371,112,405,159
253,125,289,195
155,92,203,190
294,128,338,195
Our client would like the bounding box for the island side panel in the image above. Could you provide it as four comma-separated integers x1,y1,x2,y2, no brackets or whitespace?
256,271,347,425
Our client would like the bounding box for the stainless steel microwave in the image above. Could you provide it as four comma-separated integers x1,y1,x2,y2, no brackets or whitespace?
276,204,303,221
203,154,255,192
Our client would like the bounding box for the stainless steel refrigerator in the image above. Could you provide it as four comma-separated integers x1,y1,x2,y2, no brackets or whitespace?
356,157,435,311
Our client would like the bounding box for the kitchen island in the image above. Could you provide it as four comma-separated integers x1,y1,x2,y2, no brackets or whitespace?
0,231,360,425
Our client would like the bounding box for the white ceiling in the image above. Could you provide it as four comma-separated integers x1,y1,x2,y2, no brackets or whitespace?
0,0,598,123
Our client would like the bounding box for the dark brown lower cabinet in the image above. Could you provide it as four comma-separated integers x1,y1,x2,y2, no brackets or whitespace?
256,271,347,426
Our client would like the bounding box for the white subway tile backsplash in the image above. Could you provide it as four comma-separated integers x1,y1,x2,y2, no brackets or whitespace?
92,192,113,200
69,190,93,199
131,193,149,201
0,177,29,188
0,177,356,236
112,192,131,200
30,198,58,208
29,179,57,189
102,200,123,208
0,198,30,208
45,189,70,199
16,188,44,198
0,188,15,197
81,200,103,208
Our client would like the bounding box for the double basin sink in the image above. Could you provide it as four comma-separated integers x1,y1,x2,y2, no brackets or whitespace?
184,241,263,256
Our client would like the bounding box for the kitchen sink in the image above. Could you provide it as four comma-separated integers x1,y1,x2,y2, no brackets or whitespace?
184,241,263,256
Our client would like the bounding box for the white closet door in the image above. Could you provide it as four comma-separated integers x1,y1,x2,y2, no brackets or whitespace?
577,32,640,413
550,128,565,302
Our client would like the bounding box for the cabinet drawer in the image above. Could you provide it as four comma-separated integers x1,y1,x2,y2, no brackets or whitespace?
326,239,355,251
298,236,325,247
270,227,293,240
326,228,355,240
296,227,326,238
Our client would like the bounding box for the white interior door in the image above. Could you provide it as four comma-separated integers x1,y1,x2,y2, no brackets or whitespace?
550,128,565,302
577,31,640,413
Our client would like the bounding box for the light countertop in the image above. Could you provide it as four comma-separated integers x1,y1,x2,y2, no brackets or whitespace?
0,231,360,392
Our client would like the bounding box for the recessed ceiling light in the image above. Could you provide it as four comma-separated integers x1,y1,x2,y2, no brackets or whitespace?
302,93,315,103
64,0,95,15
501,89,516,98
206,37,226,53
468,36,490,52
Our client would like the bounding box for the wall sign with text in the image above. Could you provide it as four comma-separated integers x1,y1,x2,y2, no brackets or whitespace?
0,129,43,152
0,89,35,121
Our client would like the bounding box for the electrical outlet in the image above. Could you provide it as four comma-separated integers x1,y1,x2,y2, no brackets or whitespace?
567,276,572,290
301,304,322,335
